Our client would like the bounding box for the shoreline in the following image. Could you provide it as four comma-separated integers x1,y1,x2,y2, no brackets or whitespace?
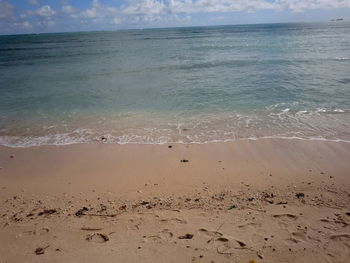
0,139,349,262
1,134,350,149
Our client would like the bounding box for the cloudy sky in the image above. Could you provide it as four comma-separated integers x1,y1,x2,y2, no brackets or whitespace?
1,0,349,34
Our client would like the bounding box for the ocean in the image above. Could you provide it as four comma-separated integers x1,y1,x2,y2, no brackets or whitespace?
1,22,350,147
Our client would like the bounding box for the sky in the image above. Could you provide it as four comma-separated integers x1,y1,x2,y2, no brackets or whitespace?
0,0,350,34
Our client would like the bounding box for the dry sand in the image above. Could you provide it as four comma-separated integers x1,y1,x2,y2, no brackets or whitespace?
0,139,349,263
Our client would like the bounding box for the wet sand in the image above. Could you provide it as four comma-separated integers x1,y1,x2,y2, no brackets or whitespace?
0,139,349,262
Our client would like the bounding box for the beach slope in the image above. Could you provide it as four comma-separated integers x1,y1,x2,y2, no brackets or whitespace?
0,139,349,262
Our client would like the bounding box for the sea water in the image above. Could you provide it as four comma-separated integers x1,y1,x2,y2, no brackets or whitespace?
1,22,350,147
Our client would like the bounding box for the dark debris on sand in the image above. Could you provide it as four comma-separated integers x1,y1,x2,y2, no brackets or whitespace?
75,207,89,217
178,234,194,239
38,209,57,216
35,245,49,255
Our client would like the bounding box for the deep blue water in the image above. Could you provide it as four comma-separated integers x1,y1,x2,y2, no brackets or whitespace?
1,22,350,146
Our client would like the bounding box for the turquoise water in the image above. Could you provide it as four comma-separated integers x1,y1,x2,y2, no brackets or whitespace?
1,22,350,146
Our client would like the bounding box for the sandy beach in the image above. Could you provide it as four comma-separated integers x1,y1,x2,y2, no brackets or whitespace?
0,139,349,263
2,5,350,263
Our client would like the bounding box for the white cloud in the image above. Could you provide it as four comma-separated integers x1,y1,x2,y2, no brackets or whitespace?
122,0,166,15
69,0,350,29
113,17,122,24
3,0,350,34
166,0,272,13
165,0,350,13
78,0,350,24
20,4,57,31
0,1,15,19
276,0,350,12
62,4,76,14
81,0,119,19
46,20,56,27
27,0,39,5
21,21,33,29
35,5,56,17
12,21,33,30
27,5,56,17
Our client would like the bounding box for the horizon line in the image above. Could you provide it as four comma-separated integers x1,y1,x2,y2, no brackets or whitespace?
0,19,347,37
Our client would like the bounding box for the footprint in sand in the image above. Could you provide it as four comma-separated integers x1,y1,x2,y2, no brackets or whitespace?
251,233,265,244
273,214,298,220
143,235,162,243
127,223,141,231
237,222,261,230
159,229,174,240
324,234,350,258
143,229,174,242
160,217,187,224
330,234,350,241
273,214,298,230
198,228,249,254
86,233,109,243
291,231,308,242
216,239,249,255
283,231,309,247
127,218,143,230
23,228,50,236
198,228,223,238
